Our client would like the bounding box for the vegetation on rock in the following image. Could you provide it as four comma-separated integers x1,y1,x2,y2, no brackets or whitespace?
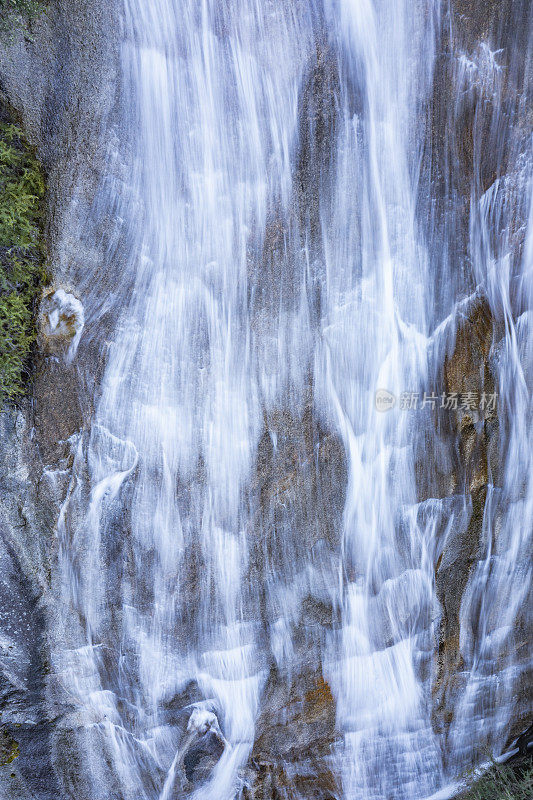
0,729,19,766
0,0,44,35
458,757,533,800
0,113,46,405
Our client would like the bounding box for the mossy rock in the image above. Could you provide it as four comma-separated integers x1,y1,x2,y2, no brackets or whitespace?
0,105,47,406
0,0,45,36
0,729,19,766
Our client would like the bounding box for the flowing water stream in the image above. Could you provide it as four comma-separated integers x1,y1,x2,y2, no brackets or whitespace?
53,0,532,798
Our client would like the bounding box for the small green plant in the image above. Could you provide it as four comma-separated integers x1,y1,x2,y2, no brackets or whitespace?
459,757,533,800
0,0,44,36
0,116,46,405
0,729,19,766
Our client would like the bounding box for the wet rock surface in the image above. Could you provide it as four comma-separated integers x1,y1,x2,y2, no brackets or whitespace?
0,405,76,800
0,1,120,798
252,405,346,572
430,295,532,753
0,510,59,799
431,299,497,727
245,668,338,800
184,728,225,783
0,0,530,797
38,288,85,362
241,404,344,797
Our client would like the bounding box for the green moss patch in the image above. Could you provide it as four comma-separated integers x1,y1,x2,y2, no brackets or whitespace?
0,729,19,766
0,115,46,405
0,1,44,35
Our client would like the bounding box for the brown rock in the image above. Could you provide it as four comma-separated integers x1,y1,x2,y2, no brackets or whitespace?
252,405,346,575
247,667,338,800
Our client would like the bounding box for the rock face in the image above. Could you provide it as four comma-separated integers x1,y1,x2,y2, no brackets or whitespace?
0,412,61,799
430,295,532,756
183,728,225,783
182,708,226,785
246,669,338,800
252,406,346,592
422,0,532,758
432,298,499,728
244,407,345,797
38,289,85,362
0,0,530,798
0,2,119,797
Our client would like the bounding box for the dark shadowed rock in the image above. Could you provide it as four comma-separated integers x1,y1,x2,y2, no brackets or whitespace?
183,729,225,784
0,517,60,800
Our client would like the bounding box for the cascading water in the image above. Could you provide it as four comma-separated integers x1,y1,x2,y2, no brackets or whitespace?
51,0,532,798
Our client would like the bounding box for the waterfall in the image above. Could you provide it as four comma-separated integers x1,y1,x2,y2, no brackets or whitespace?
52,0,532,798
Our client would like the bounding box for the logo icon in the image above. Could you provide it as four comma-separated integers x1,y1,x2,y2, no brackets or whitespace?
375,388,396,412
